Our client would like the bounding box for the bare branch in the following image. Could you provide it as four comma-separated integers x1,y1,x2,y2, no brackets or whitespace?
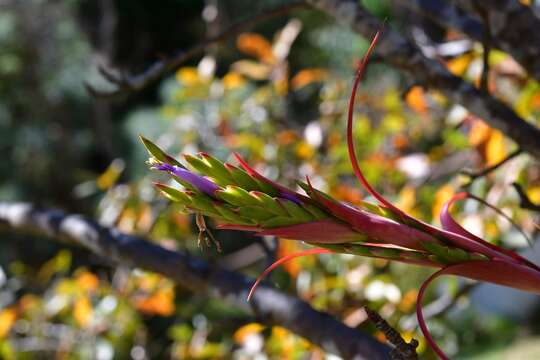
364,307,418,360
86,1,307,98
461,148,522,185
512,183,540,213
306,0,540,159
0,201,391,360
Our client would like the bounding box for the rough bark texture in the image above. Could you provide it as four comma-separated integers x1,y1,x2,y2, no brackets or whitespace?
0,201,391,360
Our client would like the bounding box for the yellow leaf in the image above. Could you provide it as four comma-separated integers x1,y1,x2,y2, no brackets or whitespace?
273,76,288,96
446,54,472,76
382,113,405,132
231,60,270,80
485,129,506,166
96,159,124,190
237,33,275,64
73,297,92,327
291,69,328,90
176,67,201,86
233,323,265,344
432,184,454,221
527,186,540,203
382,89,401,112
396,186,416,214
0,308,17,338
295,141,315,160
222,72,245,90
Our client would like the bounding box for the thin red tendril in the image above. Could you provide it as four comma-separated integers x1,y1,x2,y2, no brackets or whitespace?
416,267,454,360
347,31,404,215
247,248,332,301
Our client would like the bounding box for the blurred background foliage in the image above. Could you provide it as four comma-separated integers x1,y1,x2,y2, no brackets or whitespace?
1,0,540,359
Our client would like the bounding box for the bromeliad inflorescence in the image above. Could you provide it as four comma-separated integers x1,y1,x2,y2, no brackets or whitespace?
143,32,540,360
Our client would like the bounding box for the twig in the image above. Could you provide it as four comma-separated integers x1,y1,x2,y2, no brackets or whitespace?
0,201,391,359
461,148,522,184
364,307,418,360
478,5,491,93
512,182,540,213
86,1,307,98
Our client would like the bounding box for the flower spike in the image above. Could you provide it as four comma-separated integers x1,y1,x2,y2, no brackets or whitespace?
144,29,540,360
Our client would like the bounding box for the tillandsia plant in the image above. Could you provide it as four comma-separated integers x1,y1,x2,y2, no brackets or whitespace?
143,32,540,359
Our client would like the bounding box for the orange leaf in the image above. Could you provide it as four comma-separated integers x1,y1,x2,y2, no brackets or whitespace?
276,130,299,146
233,323,265,344
291,69,328,90
468,119,491,146
333,184,363,204
75,271,99,293
405,86,428,114
277,240,302,277
135,288,175,316
237,33,275,64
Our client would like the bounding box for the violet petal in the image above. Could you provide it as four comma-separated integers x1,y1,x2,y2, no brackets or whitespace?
155,163,219,196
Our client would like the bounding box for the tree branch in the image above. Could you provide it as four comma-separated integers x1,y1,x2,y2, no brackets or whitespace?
364,307,418,360
306,0,540,160
86,1,307,98
461,148,522,185
396,0,540,83
512,183,540,213
0,201,391,360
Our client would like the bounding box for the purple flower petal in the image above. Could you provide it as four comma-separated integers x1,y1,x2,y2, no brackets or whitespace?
278,191,302,204
155,163,219,196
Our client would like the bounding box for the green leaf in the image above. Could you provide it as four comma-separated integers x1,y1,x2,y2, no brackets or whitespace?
237,206,275,221
224,163,261,191
199,153,235,184
278,199,314,222
249,191,288,216
260,216,300,228
155,183,191,204
216,186,260,207
140,136,183,167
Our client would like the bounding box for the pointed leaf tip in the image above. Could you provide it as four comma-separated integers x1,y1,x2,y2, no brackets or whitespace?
140,135,183,167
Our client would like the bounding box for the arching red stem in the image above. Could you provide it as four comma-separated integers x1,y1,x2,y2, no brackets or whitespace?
347,31,404,215
247,248,332,301
416,267,454,360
